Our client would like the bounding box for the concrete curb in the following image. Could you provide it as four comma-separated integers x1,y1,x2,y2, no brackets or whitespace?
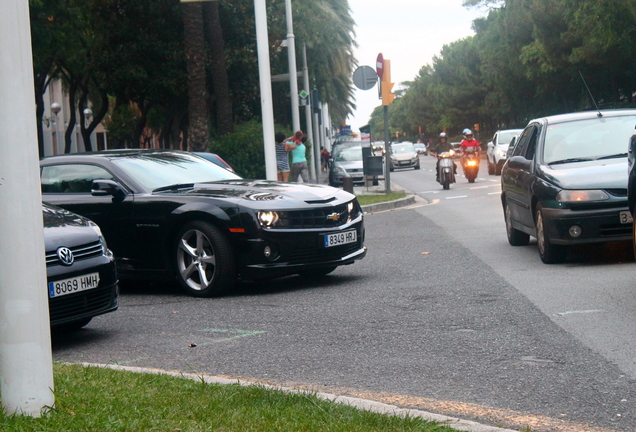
76,363,518,432
360,194,416,214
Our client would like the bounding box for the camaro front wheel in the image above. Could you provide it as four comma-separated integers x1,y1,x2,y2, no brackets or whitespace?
175,221,236,297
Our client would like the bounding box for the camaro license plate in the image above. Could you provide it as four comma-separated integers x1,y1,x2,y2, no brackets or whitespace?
49,273,100,298
619,211,633,224
324,230,357,248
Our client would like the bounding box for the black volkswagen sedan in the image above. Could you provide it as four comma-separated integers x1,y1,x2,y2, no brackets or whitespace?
40,150,366,297
501,109,636,264
44,202,119,328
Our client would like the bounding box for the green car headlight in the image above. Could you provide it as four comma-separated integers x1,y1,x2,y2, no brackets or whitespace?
556,190,610,203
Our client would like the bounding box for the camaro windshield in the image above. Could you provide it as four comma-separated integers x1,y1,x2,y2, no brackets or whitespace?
543,115,636,164
112,153,241,190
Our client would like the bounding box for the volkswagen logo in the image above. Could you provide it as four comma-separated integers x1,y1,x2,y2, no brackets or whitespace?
57,247,74,266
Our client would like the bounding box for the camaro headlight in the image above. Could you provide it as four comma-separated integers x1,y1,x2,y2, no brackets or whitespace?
556,190,610,203
258,211,280,227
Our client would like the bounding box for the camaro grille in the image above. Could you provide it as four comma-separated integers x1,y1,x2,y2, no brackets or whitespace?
278,203,362,229
49,285,115,322
46,241,103,266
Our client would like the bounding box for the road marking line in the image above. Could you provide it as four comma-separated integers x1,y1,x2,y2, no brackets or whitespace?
488,192,500,195
555,309,604,316
470,186,489,190
446,195,467,200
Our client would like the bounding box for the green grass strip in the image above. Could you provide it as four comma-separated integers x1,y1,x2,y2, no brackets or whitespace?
0,363,458,432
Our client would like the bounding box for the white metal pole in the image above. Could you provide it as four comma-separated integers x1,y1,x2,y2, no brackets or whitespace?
254,0,277,180
302,44,316,182
285,0,300,132
0,0,55,417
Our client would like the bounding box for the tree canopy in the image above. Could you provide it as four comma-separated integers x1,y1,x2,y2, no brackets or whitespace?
30,0,357,154
378,0,636,143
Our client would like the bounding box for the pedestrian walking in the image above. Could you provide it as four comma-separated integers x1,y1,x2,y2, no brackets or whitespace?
286,131,309,183
275,131,290,182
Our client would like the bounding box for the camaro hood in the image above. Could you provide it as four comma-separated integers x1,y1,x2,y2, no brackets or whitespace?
539,158,627,190
155,180,353,207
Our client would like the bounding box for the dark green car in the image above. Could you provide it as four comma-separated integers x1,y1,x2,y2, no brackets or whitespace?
501,109,636,263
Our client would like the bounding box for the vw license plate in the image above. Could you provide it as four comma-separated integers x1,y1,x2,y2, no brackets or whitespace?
49,272,100,298
324,230,357,248
620,211,633,224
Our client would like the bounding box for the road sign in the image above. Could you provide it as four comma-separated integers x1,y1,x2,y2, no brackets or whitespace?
376,53,384,79
353,66,378,91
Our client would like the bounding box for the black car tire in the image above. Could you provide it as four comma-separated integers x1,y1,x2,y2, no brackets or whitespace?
632,217,636,260
415,162,421,170
504,201,530,246
488,159,495,175
175,221,236,297
535,204,566,264
495,163,502,176
298,266,337,278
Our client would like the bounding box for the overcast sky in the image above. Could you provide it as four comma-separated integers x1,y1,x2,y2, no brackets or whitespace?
346,0,486,132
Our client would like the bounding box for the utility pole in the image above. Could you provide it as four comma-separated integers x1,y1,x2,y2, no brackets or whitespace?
254,0,277,180
0,0,55,416
285,0,300,132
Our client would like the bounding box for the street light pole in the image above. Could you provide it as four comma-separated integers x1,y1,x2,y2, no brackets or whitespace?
0,0,55,417
51,102,61,155
254,0,277,180
285,0,300,133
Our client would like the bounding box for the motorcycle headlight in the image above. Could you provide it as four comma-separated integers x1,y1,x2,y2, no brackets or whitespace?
556,190,610,203
258,211,280,227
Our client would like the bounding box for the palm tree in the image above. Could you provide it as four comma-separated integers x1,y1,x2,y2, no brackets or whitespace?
182,2,209,151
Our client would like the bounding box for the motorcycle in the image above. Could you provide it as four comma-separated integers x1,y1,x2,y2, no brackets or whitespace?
461,146,480,183
437,149,456,190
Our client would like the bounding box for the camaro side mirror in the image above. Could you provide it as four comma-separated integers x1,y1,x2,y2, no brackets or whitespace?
92,179,127,202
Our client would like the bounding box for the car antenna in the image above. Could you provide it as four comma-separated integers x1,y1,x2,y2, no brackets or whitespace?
579,70,603,118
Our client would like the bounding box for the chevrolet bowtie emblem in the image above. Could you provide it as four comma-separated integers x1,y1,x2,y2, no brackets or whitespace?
326,212,341,221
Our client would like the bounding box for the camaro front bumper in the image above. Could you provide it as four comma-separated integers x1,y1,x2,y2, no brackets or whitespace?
236,217,366,278
541,205,632,245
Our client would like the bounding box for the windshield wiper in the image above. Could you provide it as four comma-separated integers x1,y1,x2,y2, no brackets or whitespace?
548,157,595,165
153,183,194,192
595,153,628,160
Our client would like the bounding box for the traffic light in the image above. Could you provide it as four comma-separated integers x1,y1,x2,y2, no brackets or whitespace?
381,59,394,106
382,82,395,106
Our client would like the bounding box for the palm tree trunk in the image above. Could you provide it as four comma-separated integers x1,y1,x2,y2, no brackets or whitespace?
182,2,209,151
204,1,233,135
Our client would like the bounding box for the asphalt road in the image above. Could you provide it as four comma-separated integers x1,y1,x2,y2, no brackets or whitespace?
53,154,636,432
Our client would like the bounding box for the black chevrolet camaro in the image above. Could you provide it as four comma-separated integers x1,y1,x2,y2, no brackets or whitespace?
40,150,366,297
501,109,636,263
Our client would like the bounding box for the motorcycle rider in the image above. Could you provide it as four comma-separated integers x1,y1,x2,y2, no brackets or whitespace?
431,132,456,182
460,129,480,168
